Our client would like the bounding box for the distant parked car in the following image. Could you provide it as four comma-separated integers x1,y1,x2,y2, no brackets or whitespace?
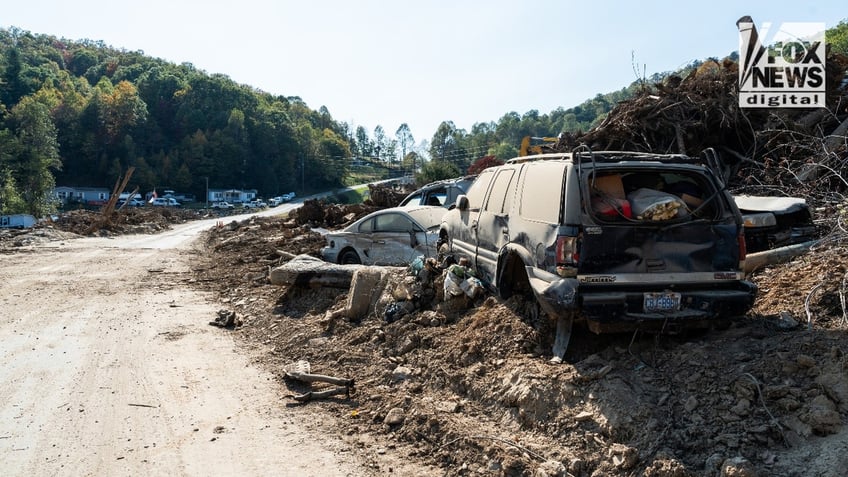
281,192,296,202
211,201,235,209
119,199,145,207
150,197,180,207
321,206,447,265
399,176,476,208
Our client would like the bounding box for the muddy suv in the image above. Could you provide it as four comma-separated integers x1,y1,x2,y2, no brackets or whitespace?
439,149,757,357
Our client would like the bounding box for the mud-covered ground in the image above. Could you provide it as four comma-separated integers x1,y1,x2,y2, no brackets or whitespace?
5,204,845,476
186,205,848,477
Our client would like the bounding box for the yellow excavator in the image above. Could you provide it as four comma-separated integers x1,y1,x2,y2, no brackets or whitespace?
519,136,560,156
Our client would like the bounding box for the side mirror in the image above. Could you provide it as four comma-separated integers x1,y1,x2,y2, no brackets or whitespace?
456,195,469,211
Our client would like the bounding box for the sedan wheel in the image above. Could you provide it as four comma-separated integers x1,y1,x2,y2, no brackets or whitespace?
339,249,361,265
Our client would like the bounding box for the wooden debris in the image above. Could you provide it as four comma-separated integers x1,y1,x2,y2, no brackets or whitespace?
284,360,355,402
291,387,351,403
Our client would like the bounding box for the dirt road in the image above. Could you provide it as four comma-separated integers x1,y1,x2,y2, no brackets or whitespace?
0,215,374,476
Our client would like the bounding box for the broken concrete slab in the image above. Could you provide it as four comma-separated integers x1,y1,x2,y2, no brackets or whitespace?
269,254,360,288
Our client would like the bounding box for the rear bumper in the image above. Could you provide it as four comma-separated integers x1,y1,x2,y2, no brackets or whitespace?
580,284,757,332
525,266,757,332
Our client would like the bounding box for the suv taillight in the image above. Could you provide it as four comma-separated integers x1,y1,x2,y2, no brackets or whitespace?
556,234,579,277
738,229,747,265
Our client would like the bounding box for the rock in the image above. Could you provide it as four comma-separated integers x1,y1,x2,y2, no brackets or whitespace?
730,398,751,416
308,336,329,347
575,411,594,422
781,414,812,438
384,407,405,425
684,396,699,412
705,453,725,474
436,400,461,413
800,394,842,435
776,311,799,329
392,365,413,382
720,456,757,477
796,354,816,368
392,277,417,301
534,459,567,477
816,368,848,413
608,443,638,470
209,309,239,328
346,267,389,321
396,335,418,355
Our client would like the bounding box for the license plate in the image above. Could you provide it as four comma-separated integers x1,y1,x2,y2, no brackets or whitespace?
644,292,681,312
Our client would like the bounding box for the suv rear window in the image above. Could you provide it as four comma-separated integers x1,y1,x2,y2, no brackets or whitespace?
587,169,720,222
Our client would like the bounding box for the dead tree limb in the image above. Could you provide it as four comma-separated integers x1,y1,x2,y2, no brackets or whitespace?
285,371,354,388
291,387,350,402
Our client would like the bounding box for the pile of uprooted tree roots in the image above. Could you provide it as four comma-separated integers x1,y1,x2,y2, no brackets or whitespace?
548,53,848,206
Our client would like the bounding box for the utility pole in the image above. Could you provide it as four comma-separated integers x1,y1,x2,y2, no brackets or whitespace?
205,177,209,208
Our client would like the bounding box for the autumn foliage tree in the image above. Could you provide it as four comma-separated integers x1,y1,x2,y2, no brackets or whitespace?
467,155,503,175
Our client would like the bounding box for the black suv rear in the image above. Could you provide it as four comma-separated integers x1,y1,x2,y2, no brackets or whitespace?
439,149,756,356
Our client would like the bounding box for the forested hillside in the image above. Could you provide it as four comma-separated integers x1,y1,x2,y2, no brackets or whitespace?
2,21,846,216
0,27,360,215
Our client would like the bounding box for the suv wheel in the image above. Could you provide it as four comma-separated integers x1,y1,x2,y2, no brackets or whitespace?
497,253,532,300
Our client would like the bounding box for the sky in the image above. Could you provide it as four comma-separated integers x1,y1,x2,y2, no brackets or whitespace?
2,1,846,145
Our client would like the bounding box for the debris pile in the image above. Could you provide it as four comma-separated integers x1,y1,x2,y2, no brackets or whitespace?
365,182,415,208
291,199,378,228
50,207,203,236
194,204,848,476
191,49,848,472
550,52,848,206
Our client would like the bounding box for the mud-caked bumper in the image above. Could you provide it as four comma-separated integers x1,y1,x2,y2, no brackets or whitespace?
525,266,757,332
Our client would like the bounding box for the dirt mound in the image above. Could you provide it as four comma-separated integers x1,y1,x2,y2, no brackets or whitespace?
48,207,204,236
0,226,81,249
292,199,379,228
366,182,415,208
194,206,848,476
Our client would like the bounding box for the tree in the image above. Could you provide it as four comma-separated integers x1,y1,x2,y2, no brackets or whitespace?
355,125,373,158
415,160,460,186
429,121,459,163
0,168,27,214
373,125,388,162
0,129,26,214
467,155,503,175
8,96,61,216
828,20,848,56
1,47,27,107
489,142,519,162
395,123,414,163
312,128,350,186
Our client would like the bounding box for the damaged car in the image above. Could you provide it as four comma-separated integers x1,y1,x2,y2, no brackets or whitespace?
322,205,446,266
439,148,757,359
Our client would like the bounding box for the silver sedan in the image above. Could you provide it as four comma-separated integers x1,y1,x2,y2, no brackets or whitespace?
321,206,446,265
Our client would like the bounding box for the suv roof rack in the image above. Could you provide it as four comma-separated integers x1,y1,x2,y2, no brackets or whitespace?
505,146,727,182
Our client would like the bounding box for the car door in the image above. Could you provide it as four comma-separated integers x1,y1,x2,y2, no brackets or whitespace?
449,169,496,262
366,212,421,265
473,167,517,284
